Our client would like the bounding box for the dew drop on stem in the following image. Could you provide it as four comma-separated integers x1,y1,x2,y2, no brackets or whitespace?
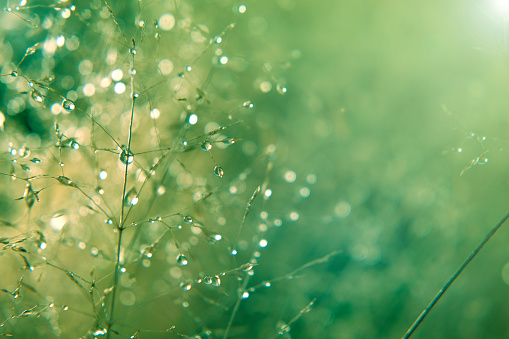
201,140,212,151
276,83,287,95
57,176,75,187
31,89,43,103
62,99,75,111
214,165,224,178
119,145,134,165
180,281,192,291
18,145,30,157
176,254,188,266
69,139,80,149
24,183,36,209
212,275,221,287
222,137,236,145
123,187,138,206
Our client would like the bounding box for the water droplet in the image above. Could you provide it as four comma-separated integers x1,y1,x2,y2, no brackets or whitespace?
31,89,43,103
212,275,221,287
24,184,36,209
478,156,489,164
26,44,38,56
18,145,30,158
183,215,193,224
180,281,192,291
238,4,247,13
263,281,271,288
119,146,134,165
96,186,104,195
49,303,55,308
62,305,69,311
276,84,287,95
43,75,55,83
454,147,463,153
186,66,192,72
62,99,75,111
30,158,41,164
203,276,212,285
10,70,17,77
92,328,107,337
222,137,237,145
207,233,222,243
241,263,254,271
69,140,80,149
277,323,290,336
243,100,254,108
123,187,139,206
57,176,75,187
214,166,224,178
176,254,188,266
201,141,212,151
241,291,250,299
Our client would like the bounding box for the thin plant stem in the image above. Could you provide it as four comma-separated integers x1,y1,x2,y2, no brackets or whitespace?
403,210,509,338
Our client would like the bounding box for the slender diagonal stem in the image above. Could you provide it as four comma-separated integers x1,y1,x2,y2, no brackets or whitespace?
403,210,509,339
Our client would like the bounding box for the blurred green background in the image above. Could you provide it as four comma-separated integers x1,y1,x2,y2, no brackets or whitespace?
257,0,509,338
3,0,509,338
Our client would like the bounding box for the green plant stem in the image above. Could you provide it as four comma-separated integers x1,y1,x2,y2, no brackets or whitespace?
403,210,509,339
106,39,137,339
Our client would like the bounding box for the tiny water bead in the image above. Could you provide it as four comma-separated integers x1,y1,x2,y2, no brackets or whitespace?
62,99,75,111
212,275,221,287
57,176,75,187
243,100,254,108
478,156,489,164
18,145,30,157
222,137,237,145
176,254,188,266
119,145,134,165
201,140,212,151
123,187,138,206
276,83,288,94
69,139,80,149
31,89,43,103
207,233,222,243
180,281,192,291
214,165,224,178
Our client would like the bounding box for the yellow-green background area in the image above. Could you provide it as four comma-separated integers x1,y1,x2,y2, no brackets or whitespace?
2,0,509,338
